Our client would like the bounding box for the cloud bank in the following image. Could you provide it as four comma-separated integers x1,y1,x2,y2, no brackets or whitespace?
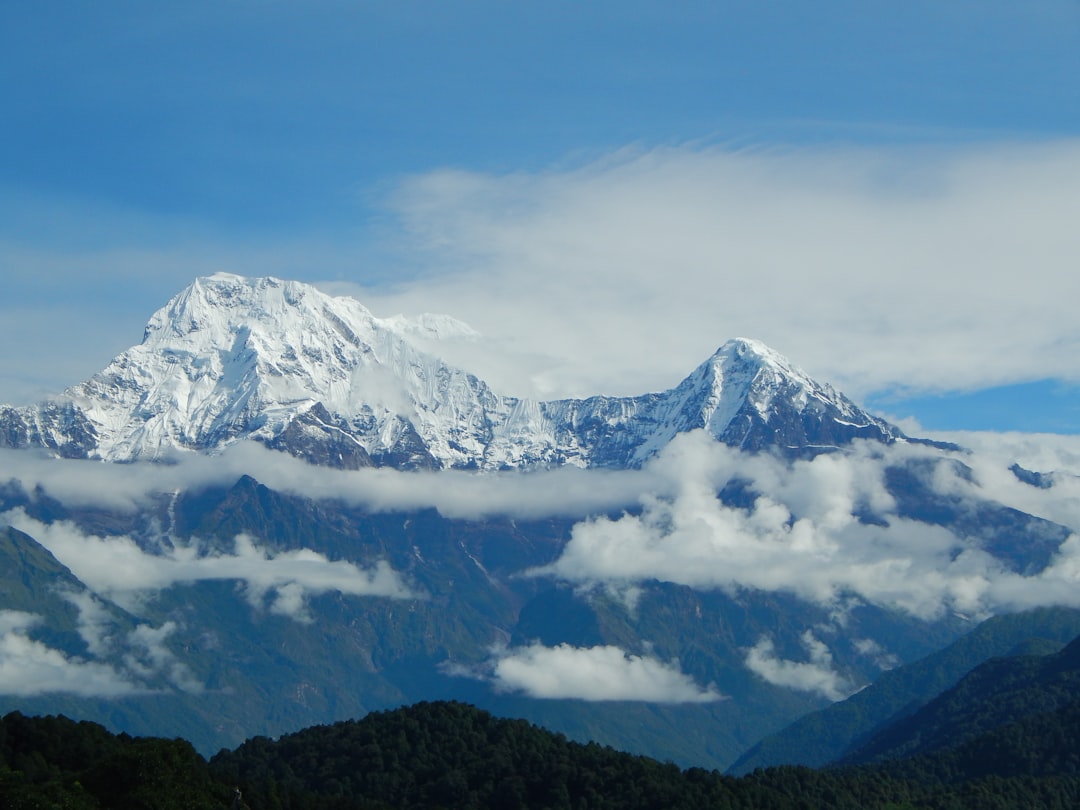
8,425,1080,627
0,443,656,520
345,141,1080,403
532,432,1080,621
451,642,723,703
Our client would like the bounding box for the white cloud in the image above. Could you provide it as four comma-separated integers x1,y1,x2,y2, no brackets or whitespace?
10,426,1080,627
344,141,1080,402
853,638,900,671
0,610,147,698
531,431,1080,621
744,632,851,701
124,620,203,693
0,596,202,697
3,141,1079,414
1,510,418,619
64,589,121,657
0,442,657,521
458,642,723,703
921,430,1080,533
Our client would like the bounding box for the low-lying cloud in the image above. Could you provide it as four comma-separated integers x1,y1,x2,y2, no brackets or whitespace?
531,432,1080,621
450,642,723,703
0,610,148,698
744,632,851,701
2,510,417,621
0,591,210,699
8,426,1080,628
0,443,656,520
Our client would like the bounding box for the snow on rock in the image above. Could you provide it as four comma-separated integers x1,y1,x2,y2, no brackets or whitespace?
0,275,906,469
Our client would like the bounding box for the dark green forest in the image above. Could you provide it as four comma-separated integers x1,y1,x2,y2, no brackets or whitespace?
4,698,1080,810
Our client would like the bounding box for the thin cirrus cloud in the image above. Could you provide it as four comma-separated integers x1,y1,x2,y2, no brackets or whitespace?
449,642,724,704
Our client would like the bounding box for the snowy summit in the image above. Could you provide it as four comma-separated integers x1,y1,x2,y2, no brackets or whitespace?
0,274,906,469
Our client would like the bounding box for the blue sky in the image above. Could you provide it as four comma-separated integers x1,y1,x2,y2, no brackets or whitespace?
2,1,1079,433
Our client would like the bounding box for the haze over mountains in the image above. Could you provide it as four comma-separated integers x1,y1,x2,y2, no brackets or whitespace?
1,273,1079,770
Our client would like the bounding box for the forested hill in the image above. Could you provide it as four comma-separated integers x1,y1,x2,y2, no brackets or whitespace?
841,632,1080,767
729,605,1080,773
5,699,1080,809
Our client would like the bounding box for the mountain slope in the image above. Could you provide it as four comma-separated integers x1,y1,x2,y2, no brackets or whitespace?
728,606,1080,774
840,632,1080,767
0,274,908,468
0,473,978,767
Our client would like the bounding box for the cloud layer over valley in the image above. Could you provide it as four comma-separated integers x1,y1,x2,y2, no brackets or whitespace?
4,426,1080,704
2,510,417,621
532,432,1080,621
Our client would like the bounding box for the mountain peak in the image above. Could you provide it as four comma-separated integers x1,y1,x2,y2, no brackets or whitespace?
0,275,907,467
679,337,904,453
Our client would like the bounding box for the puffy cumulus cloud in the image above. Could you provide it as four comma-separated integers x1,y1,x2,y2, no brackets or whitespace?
532,432,1080,621
744,632,851,701
2,511,417,620
0,610,147,697
453,642,723,703
341,141,1080,402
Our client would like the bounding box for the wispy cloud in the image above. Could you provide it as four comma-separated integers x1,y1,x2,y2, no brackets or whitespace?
1,510,418,621
0,610,148,698
345,141,1080,403
0,443,658,520
744,632,851,701
0,593,205,698
3,141,1078,412
449,642,723,703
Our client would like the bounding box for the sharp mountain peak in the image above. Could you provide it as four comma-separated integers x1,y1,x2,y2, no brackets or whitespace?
0,274,907,467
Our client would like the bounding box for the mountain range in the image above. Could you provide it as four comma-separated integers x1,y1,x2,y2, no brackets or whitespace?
0,273,906,467
0,273,1075,773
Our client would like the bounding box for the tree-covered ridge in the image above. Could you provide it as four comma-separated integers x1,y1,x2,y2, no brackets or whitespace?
842,632,1080,766
729,606,1080,773
7,693,1080,809
0,711,225,809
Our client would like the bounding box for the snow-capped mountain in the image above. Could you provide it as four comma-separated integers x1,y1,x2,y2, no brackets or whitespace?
0,273,905,468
